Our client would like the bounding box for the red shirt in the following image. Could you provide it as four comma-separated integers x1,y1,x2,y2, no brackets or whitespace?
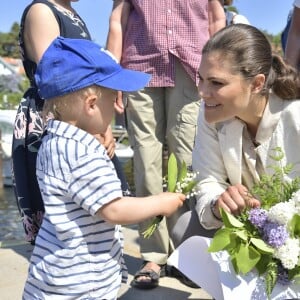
121,0,209,87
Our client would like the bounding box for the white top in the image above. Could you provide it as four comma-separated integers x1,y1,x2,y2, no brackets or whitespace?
225,10,250,25
193,94,300,229
294,0,300,8
23,120,126,300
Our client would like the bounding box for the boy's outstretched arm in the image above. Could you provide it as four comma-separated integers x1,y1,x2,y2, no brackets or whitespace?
98,192,186,225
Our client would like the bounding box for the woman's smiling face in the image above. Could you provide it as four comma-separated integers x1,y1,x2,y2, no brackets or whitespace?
198,51,253,124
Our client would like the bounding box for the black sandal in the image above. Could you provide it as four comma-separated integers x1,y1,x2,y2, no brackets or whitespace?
169,266,199,288
132,261,166,289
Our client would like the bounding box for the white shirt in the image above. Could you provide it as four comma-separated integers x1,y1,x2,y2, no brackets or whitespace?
225,10,250,25
23,120,127,300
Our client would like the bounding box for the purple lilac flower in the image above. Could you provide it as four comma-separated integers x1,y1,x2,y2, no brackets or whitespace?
248,208,268,228
262,222,289,248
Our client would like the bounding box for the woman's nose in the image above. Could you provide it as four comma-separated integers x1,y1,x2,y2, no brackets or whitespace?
198,83,209,99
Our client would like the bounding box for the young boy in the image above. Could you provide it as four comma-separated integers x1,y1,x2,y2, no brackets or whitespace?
22,37,186,300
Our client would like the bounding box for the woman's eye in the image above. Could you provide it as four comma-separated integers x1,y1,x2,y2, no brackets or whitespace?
211,80,223,86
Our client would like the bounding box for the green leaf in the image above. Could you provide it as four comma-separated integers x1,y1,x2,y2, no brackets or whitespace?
142,216,163,238
292,275,300,285
289,214,300,238
256,254,272,275
288,266,300,281
208,228,232,252
178,160,187,183
167,153,178,192
250,238,274,254
250,147,300,208
268,147,284,161
234,230,248,241
182,180,198,195
234,244,261,274
227,232,240,251
231,256,239,273
265,261,278,299
221,208,244,229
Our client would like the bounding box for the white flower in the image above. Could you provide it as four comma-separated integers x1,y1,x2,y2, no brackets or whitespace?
291,190,300,214
173,171,199,199
267,201,296,226
274,238,300,270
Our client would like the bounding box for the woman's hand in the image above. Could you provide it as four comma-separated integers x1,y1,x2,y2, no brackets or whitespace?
214,183,260,218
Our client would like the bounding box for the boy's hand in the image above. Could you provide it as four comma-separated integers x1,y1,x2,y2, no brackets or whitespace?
158,192,186,217
114,91,124,114
94,126,116,158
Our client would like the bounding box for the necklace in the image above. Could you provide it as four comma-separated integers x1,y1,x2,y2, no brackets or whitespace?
51,2,89,38
49,0,75,15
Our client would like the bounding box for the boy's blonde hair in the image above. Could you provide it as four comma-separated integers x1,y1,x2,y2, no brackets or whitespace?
43,85,102,121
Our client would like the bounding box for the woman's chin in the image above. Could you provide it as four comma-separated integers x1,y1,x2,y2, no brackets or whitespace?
204,108,233,124
205,112,220,124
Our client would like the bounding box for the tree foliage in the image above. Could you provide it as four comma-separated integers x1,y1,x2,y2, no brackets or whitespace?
262,30,283,56
226,5,238,14
0,75,29,109
226,6,283,56
0,22,20,58
0,22,27,109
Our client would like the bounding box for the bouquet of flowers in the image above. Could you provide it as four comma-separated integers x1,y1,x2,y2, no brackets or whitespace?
142,153,198,238
208,148,300,299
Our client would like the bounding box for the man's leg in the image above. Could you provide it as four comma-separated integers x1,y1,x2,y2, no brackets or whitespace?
125,88,171,287
166,59,200,168
165,58,201,250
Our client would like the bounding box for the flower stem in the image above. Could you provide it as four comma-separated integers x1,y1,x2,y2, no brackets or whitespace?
142,215,163,239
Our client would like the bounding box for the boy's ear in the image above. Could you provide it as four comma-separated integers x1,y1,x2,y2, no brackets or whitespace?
85,94,98,114
251,74,265,94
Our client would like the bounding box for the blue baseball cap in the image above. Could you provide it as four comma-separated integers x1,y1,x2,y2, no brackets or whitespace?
35,37,151,99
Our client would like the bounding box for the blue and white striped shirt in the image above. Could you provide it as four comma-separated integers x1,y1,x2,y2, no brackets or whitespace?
23,120,127,300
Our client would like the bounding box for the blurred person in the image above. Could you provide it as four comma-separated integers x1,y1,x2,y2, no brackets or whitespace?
285,0,300,70
12,0,128,246
106,0,226,289
281,9,293,53
223,0,250,25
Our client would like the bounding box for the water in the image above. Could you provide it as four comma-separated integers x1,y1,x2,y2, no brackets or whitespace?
0,159,134,243
0,186,25,242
